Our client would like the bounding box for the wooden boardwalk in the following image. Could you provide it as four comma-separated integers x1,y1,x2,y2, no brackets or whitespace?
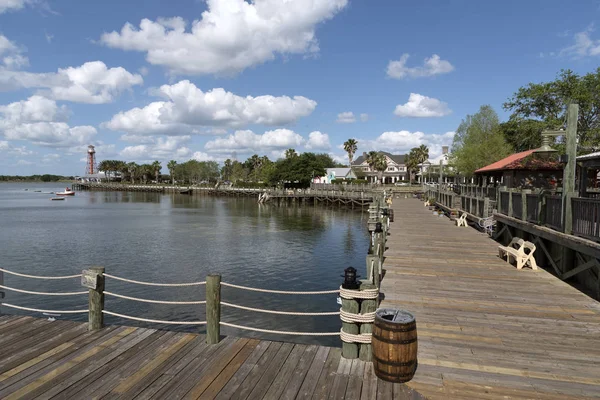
381,198,600,399
0,315,425,399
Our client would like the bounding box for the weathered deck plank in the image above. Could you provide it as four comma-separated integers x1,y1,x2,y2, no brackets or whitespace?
381,198,600,399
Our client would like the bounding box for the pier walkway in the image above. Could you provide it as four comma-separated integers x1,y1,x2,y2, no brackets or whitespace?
0,315,424,399
381,198,600,399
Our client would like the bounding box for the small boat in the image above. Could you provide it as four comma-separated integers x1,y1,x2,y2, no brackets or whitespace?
55,188,75,196
34,190,42,192
50,197,65,201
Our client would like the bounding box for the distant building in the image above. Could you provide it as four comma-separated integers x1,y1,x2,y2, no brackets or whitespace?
418,146,452,183
474,148,562,188
351,152,407,183
313,167,357,184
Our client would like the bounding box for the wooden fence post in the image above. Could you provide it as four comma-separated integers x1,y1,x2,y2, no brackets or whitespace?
85,266,105,331
359,281,377,361
366,255,381,287
483,197,490,218
206,274,221,344
522,190,529,221
508,189,513,217
341,294,359,359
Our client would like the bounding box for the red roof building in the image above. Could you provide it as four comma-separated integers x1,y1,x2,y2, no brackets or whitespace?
474,148,562,189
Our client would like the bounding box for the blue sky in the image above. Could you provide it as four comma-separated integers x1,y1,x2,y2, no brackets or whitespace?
1,0,600,175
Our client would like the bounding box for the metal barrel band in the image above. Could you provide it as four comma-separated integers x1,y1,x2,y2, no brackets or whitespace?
373,323,416,333
372,354,416,367
372,334,417,345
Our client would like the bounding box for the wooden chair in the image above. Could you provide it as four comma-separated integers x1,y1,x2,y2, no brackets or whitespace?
507,241,538,270
456,212,468,227
498,238,524,261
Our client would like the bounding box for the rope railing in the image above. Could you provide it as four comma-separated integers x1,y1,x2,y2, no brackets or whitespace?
1,303,88,314
0,268,81,280
220,301,339,316
104,291,206,305
0,284,87,296
221,281,339,295
103,273,206,287
219,321,339,336
102,310,206,325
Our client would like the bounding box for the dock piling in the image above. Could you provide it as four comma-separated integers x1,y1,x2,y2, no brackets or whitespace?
206,274,221,344
85,266,105,331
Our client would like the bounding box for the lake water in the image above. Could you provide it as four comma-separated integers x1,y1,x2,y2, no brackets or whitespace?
0,183,369,345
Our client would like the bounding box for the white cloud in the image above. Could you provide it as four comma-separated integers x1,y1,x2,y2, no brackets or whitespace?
0,61,143,104
100,0,348,76
387,54,454,79
336,111,355,123
0,34,28,70
205,128,304,153
394,93,451,118
0,96,97,147
105,80,316,135
16,159,33,165
360,113,368,122
42,153,60,163
119,135,192,161
192,151,218,161
360,131,455,159
559,27,600,57
305,131,330,150
0,139,33,155
0,0,29,14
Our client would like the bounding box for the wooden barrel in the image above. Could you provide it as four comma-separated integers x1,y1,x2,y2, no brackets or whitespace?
372,309,417,383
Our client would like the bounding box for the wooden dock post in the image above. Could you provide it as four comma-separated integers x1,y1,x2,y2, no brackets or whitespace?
341,295,359,359
206,274,221,344
366,255,381,287
84,267,105,331
359,281,377,361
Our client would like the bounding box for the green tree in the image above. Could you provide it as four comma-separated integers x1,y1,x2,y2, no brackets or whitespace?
373,153,388,184
151,160,162,183
343,139,358,167
365,151,387,184
285,148,298,159
499,119,547,152
221,159,233,181
127,162,138,184
504,68,600,150
405,150,419,184
167,160,177,184
451,105,512,176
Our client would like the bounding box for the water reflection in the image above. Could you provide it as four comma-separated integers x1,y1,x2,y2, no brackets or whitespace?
0,183,369,346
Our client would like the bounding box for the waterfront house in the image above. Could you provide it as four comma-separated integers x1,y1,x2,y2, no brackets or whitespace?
351,152,408,183
313,167,357,184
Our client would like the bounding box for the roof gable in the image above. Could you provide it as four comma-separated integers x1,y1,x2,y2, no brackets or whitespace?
474,148,561,173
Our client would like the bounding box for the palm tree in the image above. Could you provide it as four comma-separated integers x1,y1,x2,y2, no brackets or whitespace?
365,151,379,184
373,153,388,184
343,139,358,167
98,160,109,181
127,162,138,184
415,145,429,182
152,160,162,184
405,149,419,184
167,160,177,184
115,160,127,182
285,148,297,159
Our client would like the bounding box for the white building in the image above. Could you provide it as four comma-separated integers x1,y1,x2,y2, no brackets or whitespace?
351,152,408,183
313,168,357,184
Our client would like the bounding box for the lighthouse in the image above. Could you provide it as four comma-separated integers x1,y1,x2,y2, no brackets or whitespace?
86,145,97,175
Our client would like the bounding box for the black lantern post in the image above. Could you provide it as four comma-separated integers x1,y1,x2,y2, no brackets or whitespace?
375,222,383,233
342,266,360,289
382,208,389,216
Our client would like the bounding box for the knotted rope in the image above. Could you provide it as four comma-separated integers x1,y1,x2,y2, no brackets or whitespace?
338,286,379,344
